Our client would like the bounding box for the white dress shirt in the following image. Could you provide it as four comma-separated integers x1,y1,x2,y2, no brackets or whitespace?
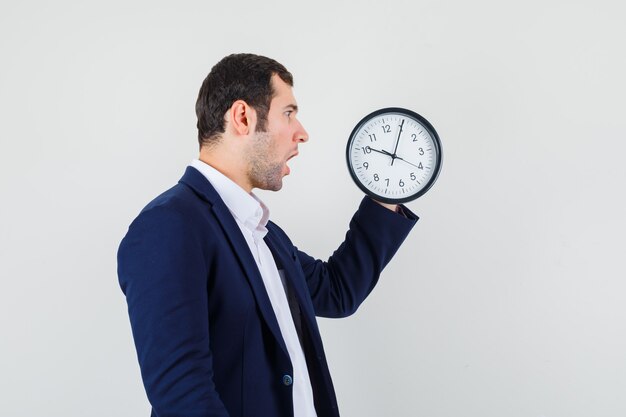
190,159,317,417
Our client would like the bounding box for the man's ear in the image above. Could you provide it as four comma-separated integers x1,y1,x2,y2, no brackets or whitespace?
228,100,257,136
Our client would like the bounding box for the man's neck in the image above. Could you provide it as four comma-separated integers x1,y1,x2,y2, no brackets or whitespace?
198,150,253,193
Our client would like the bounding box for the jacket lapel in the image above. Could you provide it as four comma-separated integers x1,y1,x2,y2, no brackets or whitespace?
264,231,324,352
178,167,289,358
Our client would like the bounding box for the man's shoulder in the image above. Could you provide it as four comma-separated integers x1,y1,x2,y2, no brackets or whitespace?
128,181,212,231
141,181,201,213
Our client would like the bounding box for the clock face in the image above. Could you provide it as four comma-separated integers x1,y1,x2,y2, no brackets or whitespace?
346,108,442,203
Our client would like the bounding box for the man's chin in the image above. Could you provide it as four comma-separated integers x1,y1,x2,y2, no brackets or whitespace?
271,178,284,191
256,178,283,192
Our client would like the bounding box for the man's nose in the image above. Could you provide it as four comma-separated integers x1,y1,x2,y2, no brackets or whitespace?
296,122,309,143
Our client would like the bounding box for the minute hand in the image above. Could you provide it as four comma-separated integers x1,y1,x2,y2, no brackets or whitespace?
393,155,421,169
390,119,405,166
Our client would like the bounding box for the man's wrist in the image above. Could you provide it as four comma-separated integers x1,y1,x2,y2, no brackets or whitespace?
372,199,399,213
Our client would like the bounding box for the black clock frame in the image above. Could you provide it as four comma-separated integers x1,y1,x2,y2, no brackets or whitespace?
345,107,443,204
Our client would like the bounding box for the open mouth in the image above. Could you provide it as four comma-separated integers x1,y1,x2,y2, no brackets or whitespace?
284,152,298,175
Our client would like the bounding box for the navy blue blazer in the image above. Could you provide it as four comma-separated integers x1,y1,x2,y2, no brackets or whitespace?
118,166,417,417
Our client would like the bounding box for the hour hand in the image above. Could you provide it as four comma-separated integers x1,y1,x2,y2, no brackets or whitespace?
367,146,393,157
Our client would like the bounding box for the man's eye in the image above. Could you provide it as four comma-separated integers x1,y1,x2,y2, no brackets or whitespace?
285,111,293,117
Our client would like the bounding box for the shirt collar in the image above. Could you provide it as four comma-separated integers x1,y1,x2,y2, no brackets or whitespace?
190,159,270,235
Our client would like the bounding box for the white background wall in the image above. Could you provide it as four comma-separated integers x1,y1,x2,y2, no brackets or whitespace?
1,1,625,416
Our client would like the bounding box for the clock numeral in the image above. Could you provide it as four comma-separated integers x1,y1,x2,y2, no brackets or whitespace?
418,147,424,155
381,125,391,133
399,179,405,187
418,162,424,170
384,178,389,186
411,133,417,142
362,146,372,154
410,172,416,181
362,162,369,170
373,174,379,181
368,134,377,142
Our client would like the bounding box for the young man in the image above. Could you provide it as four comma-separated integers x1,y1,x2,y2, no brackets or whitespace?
118,53,417,417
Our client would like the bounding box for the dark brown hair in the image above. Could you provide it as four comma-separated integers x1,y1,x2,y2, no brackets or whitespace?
195,53,293,148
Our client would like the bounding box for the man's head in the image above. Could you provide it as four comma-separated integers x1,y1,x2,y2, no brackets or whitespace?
196,53,294,147
196,54,309,192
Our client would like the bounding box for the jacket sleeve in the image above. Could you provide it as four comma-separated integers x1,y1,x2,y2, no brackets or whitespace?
297,197,418,318
117,205,230,417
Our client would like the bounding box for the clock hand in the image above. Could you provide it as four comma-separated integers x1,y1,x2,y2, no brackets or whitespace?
366,146,394,160
394,155,420,169
389,119,405,166
366,146,386,155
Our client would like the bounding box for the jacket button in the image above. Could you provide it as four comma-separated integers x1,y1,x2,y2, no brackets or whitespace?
282,374,293,386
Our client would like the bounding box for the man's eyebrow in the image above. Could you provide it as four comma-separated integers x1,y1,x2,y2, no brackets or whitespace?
284,104,299,112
